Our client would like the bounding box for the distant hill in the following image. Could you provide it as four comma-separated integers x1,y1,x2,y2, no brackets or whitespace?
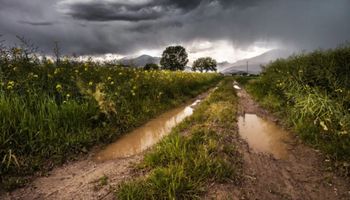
217,61,232,71
118,55,161,67
219,49,293,74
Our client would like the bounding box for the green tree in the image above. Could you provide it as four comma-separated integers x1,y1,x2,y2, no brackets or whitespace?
192,57,217,72
144,63,159,70
160,46,188,71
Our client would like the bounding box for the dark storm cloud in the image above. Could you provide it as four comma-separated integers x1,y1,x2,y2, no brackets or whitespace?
59,0,203,22
127,20,183,33
61,1,167,21
17,20,55,26
218,0,261,8
59,0,259,22
0,0,349,56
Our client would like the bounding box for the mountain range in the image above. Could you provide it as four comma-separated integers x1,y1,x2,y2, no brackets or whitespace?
116,49,293,73
218,49,293,74
118,55,161,67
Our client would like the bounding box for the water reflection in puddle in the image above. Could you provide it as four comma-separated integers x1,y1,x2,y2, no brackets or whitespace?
238,114,290,159
94,101,198,162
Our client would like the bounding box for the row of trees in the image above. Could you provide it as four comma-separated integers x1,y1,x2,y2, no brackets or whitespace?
144,45,217,72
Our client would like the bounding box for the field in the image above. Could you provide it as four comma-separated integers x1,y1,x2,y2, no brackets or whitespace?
243,46,350,176
0,48,220,189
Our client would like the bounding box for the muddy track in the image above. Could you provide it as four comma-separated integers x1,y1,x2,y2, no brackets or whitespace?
2,156,142,200
1,91,211,200
231,87,350,200
2,84,350,200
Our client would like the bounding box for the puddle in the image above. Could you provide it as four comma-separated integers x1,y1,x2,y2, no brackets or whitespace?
234,85,241,90
94,100,200,162
238,114,290,159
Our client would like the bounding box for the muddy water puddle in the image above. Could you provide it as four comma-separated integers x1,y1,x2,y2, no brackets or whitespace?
94,100,200,162
238,114,291,159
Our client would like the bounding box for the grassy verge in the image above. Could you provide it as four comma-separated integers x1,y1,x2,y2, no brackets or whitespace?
116,78,242,199
0,51,221,190
243,46,350,177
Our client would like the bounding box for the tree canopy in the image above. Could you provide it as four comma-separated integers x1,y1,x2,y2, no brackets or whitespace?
144,63,159,70
192,57,217,72
160,46,188,71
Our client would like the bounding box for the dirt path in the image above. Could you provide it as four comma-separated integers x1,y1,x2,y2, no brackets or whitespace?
232,87,350,200
1,91,211,200
2,153,142,200
2,85,350,200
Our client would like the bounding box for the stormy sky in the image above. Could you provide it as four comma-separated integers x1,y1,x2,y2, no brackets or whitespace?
0,0,350,62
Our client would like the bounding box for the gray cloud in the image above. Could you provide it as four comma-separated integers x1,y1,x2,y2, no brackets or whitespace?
58,0,204,22
0,0,349,57
127,20,183,33
18,20,55,26
58,0,259,22
60,1,168,21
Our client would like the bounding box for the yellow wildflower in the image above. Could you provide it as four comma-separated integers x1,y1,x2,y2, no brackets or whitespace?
8,81,15,86
56,84,62,91
320,121,328,131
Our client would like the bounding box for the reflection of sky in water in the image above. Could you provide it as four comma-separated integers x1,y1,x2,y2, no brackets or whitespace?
238,114,290,159
94,101,196,162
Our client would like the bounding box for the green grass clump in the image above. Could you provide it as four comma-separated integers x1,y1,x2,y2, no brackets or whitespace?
117,79,241,199
245,45,350,176
0,45,221,190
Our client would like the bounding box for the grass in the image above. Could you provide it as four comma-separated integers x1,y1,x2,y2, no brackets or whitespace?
0,46,221,190
243,45,350,177
116,78,242,199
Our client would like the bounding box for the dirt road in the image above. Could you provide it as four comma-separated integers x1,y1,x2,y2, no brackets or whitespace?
2,85,350,200
232,88,350,200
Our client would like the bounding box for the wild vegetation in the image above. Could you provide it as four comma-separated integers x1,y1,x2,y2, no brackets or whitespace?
117,78,242,199
160,46,189,71
0,43,221,190
192,57,217,72
244,46,350,176
143,63,160,71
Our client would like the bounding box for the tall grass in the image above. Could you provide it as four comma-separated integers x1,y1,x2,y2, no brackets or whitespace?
0,46,221,190
245,45,350,176
117,79,242,199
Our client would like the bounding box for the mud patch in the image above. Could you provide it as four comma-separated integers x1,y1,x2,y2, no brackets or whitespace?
238,113,290,159
95,102,196,162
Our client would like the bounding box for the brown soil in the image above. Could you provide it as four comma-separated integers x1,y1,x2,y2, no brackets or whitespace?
1,154,142,200
206,86,350,200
